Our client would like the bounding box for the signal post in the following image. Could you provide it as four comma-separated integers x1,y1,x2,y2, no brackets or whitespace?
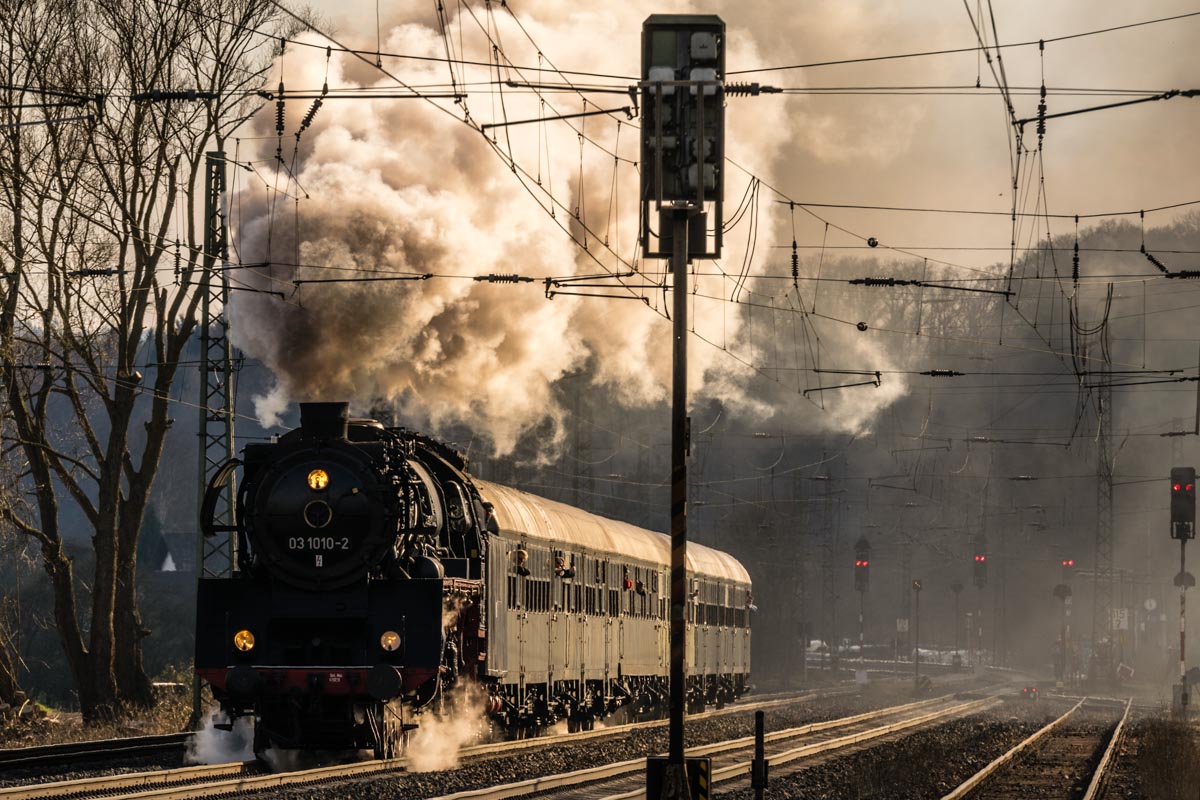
1171,467,1195,718
972,537,988,669
854,537,871,682
1053,558,1075,688
640,15,726,800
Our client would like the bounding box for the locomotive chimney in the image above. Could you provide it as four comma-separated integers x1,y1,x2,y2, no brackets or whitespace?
299,402,349,440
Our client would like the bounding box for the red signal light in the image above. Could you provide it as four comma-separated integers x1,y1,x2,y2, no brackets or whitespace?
1175,483,1183,492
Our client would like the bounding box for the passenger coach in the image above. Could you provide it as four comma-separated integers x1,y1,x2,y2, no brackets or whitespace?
480,481,752,731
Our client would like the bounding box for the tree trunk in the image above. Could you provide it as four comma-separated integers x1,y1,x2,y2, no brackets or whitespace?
0,598,22,708
114,537,153,708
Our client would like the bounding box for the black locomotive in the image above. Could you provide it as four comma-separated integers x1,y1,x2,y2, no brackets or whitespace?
195,401,752,758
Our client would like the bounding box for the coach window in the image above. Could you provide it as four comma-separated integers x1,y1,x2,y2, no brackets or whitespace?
596,560,604,609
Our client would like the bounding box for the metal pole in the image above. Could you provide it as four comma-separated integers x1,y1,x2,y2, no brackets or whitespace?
192,151,236,723
1181,539,1188,720
1060,598,1067,683
999,527,1007,666
977,590,984,668
913,586,920,686
967,612,973,668
859,590,865,674
752,710,766,800
666,206,691,784
954,591,960,660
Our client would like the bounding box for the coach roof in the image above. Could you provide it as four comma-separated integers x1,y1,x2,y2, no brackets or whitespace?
475,479,750,585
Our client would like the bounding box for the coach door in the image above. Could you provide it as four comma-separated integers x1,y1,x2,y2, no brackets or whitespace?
488,539,511,678
575,556,587,684
716,584,726,675
602,561,614,684
662,568,672,671
514,543,530,692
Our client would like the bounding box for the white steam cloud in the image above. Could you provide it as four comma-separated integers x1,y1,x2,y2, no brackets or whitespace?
231,1,913,452
185,707,254,765
403,685,487,772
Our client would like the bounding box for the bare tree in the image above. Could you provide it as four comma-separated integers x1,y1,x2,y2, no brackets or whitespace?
0,0,291,720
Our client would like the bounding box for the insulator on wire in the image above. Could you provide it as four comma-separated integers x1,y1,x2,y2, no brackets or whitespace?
473,273,533,284
791,240,799,288
1071,215,1080,285
275,81,285,137
299,98,322,134
173,239,181,285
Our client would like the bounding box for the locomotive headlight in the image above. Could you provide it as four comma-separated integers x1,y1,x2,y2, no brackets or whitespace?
307,468,330,491
380,630,402,652
233,629,256,652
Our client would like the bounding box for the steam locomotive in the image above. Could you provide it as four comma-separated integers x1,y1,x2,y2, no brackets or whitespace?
195,402,752,758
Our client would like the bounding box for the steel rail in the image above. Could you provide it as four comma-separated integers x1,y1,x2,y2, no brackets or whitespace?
424,694,1000,800
940,697,1088,800
1081,698,1132,800
600,696,1001,800
0,687,854,800
0,763,256,800
0,733,190,769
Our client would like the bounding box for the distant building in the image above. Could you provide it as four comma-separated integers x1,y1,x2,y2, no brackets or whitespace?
140,529,197,573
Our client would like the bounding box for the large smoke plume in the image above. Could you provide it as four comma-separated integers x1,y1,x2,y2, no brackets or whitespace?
230,1,917,453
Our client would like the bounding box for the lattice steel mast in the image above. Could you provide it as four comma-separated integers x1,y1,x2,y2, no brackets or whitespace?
1092,341,1115,683
195,150,237,580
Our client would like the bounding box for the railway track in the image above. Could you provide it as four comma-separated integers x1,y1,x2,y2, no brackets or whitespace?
941,696,1132,800
423,691,1002,800
0,733,190,770
0,684,867,800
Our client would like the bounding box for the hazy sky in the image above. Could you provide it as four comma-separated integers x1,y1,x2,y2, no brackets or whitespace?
232,1,1200,450
299,0,1199,255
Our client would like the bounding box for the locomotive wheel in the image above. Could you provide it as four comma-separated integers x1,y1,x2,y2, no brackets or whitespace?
252,722,273,767
372,702,403,760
